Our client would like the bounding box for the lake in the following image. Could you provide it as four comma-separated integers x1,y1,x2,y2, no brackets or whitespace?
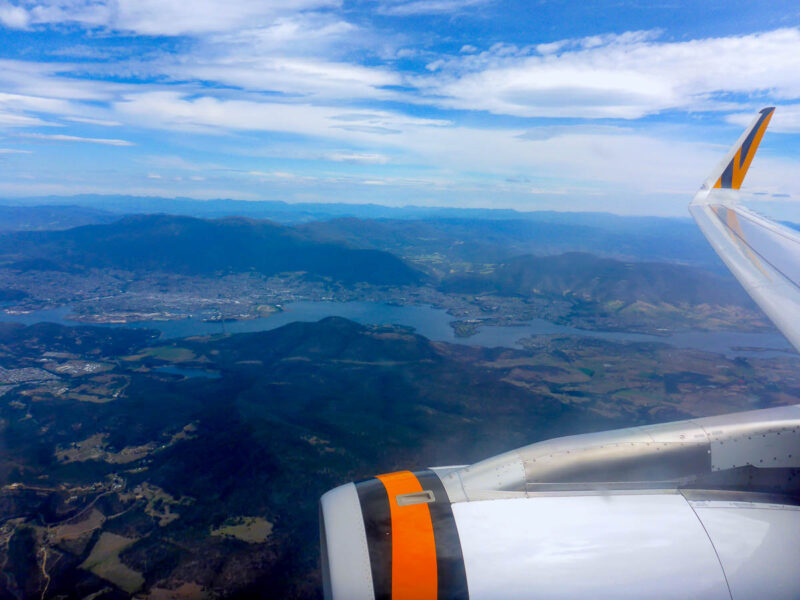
2,300,795,359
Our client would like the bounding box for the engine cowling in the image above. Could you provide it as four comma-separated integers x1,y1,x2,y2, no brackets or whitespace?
320,469,467,599
320,406,800,599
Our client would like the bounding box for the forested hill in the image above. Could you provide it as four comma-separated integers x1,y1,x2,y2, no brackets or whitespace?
0,214,424,285
441,252,752,306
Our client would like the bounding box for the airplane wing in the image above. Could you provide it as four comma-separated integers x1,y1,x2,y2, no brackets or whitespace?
690,107,800,351
320,110,800,600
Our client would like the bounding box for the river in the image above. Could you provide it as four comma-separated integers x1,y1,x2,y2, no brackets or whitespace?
1,301,795,359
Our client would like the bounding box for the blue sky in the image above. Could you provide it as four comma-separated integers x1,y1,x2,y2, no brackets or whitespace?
1,0,799,216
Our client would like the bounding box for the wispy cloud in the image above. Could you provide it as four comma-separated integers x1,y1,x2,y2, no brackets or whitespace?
64,115,122,127
0,1,29,28
0,1,798,214
0,148,32,154
0,111,53,127
20,133,135,146
417,28,800,118
1,0,341,35
325,152,390,164
112,91,449,141
727,103,800,133
168,57,401,101
377,0,492,16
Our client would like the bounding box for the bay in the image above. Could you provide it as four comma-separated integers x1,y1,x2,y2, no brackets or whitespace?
2,300,795,359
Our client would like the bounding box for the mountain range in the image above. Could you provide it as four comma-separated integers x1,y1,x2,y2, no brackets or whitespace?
441,252,753,307
0,214,423,286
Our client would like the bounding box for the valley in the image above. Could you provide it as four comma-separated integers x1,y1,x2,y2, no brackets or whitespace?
1,318,798,598
0,205,796,599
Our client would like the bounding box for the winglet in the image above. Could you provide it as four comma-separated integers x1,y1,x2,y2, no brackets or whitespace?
701,107,775,192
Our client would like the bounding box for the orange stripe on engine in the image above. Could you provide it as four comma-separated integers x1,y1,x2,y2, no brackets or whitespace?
376,471,438,600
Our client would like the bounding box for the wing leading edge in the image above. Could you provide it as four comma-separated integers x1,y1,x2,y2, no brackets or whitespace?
690,107,800,352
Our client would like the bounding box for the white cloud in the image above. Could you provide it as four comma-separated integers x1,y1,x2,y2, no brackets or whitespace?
205,14,358,54
64,115,122,126
517,124,632,141
0,61,138,130
150,12,398,101
90,90,800,209
20,133,134,145
247,170,297,179
419,28,800,118
10,0,340,35
113,91,449,141
325,152,390,164
726,104,800,134
0,59,119,102
119,0,339,36
0,1,30,27
169,57,400,100
0,7,798,216
0,91,74,115
378,0,491,16
141,155,228,173
0,148,32,153
0,111,53,127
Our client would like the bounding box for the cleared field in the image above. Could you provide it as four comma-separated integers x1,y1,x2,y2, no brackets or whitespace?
143,347,197,362
119,482,185,526
55,433,108,463
210,516,273,543
146,582,209,599
80,532,144,593
52,508,106,542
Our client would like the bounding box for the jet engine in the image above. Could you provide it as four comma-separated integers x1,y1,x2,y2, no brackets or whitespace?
321,406,800,599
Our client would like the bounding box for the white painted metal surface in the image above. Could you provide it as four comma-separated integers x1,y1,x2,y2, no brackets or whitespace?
319,483,375,600
690,195,800,352
452,493,731,600
690,108,800,353
438,405,800,499
692,501,800,600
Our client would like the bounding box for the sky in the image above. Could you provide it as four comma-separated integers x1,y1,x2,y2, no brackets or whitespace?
1,0,800,216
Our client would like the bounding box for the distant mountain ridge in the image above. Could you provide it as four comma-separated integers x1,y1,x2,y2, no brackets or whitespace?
0,204,119,231
0,197,760,269
298,216,718,268
442,252,753,307
0,214,423,285
5,194,688,223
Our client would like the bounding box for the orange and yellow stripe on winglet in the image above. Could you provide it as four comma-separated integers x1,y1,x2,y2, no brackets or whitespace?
714,107,775,190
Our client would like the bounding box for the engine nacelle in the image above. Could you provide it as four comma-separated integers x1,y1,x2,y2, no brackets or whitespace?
321,406,800,599
320,470,467,599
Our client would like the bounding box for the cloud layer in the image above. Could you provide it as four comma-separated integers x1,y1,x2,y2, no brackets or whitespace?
0,1,798,214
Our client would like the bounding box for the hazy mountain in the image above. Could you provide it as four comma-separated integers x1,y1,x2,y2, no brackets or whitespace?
0,197,742,268
0,214,423,285
0,205,119,231
1,194,537,222
441,252,752,306
7,195,697,225
298,217,722,269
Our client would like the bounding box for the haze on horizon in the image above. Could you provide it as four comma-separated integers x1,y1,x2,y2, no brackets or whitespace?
0,0,800,217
